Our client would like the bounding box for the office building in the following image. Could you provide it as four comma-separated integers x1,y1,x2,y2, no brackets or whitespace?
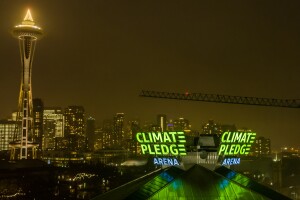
33,98,44,152
173,117,191,131
43,108,64,150
102,119,113,149
64,106,85,151
252,136,271,157
0,120,18,151
86,117,96,151
202,120,222,135
112,113,124,147
157,114,167,132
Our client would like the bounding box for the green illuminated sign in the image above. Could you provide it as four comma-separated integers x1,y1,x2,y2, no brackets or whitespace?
218,132,256,155
136,132,187,156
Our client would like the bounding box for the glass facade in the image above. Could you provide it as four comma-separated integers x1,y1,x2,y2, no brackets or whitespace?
43,108,64,150
94,164,291,200
125,167,184,199
64,106,85,151
0,120,17,151
214,166,290,200
149,165,268,200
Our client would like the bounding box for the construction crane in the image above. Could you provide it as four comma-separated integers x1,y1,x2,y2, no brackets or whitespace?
140,90,300,160
140,90,300,108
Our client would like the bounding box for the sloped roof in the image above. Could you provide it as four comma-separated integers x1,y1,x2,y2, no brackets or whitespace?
147,165,269,200
93,164,289,199
214,166,291,200
125,167,185,199
92,168,170,200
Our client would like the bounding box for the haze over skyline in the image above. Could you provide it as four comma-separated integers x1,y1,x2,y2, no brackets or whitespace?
0,0,299,149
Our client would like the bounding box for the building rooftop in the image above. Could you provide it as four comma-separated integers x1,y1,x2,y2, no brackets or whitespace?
92,164,291,199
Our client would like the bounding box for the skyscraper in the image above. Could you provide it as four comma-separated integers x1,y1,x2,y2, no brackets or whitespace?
129,120,140,155
202,120,222,135
252,136,271,157
10,10,43,160
64,106,85,151
173,117,191,131
157,114,167,132
102,119,113,149
112,113,124,147
0,120,18,151
86,117,96,151
33,98,44,154
43,108,64,150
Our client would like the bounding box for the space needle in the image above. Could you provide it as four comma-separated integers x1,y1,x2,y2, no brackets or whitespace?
9,9,43,160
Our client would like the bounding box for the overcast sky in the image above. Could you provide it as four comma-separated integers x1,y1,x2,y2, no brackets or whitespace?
0,0,299,149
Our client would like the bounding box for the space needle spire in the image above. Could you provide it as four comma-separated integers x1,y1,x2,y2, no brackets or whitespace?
24,9,34,22
9,9,43,160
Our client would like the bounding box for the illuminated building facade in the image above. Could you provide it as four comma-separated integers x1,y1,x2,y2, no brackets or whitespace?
64,106,85,151
0,120,18,151
94,128,104,151
102,119,113,149
86,117,96,151
173,117,191,131
202,120,222,135
10,10,42,160
33,98,44,153
252,136,271,157
112,113,124,147
129,120,140,155
157,114,167,132
43,108,64,150
280,147,300,158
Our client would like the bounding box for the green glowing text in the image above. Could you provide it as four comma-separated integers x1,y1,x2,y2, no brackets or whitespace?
218,132,256,155
136,132,187,156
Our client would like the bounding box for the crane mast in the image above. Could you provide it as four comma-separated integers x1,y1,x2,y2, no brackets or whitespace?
140,90,300,108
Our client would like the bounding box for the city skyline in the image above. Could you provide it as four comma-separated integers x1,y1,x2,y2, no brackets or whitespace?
0,1,299,150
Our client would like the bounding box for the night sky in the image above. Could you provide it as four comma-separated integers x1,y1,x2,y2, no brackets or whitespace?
0,1,299,150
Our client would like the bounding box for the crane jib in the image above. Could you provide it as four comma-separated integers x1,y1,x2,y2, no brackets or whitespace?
140,90,300,108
